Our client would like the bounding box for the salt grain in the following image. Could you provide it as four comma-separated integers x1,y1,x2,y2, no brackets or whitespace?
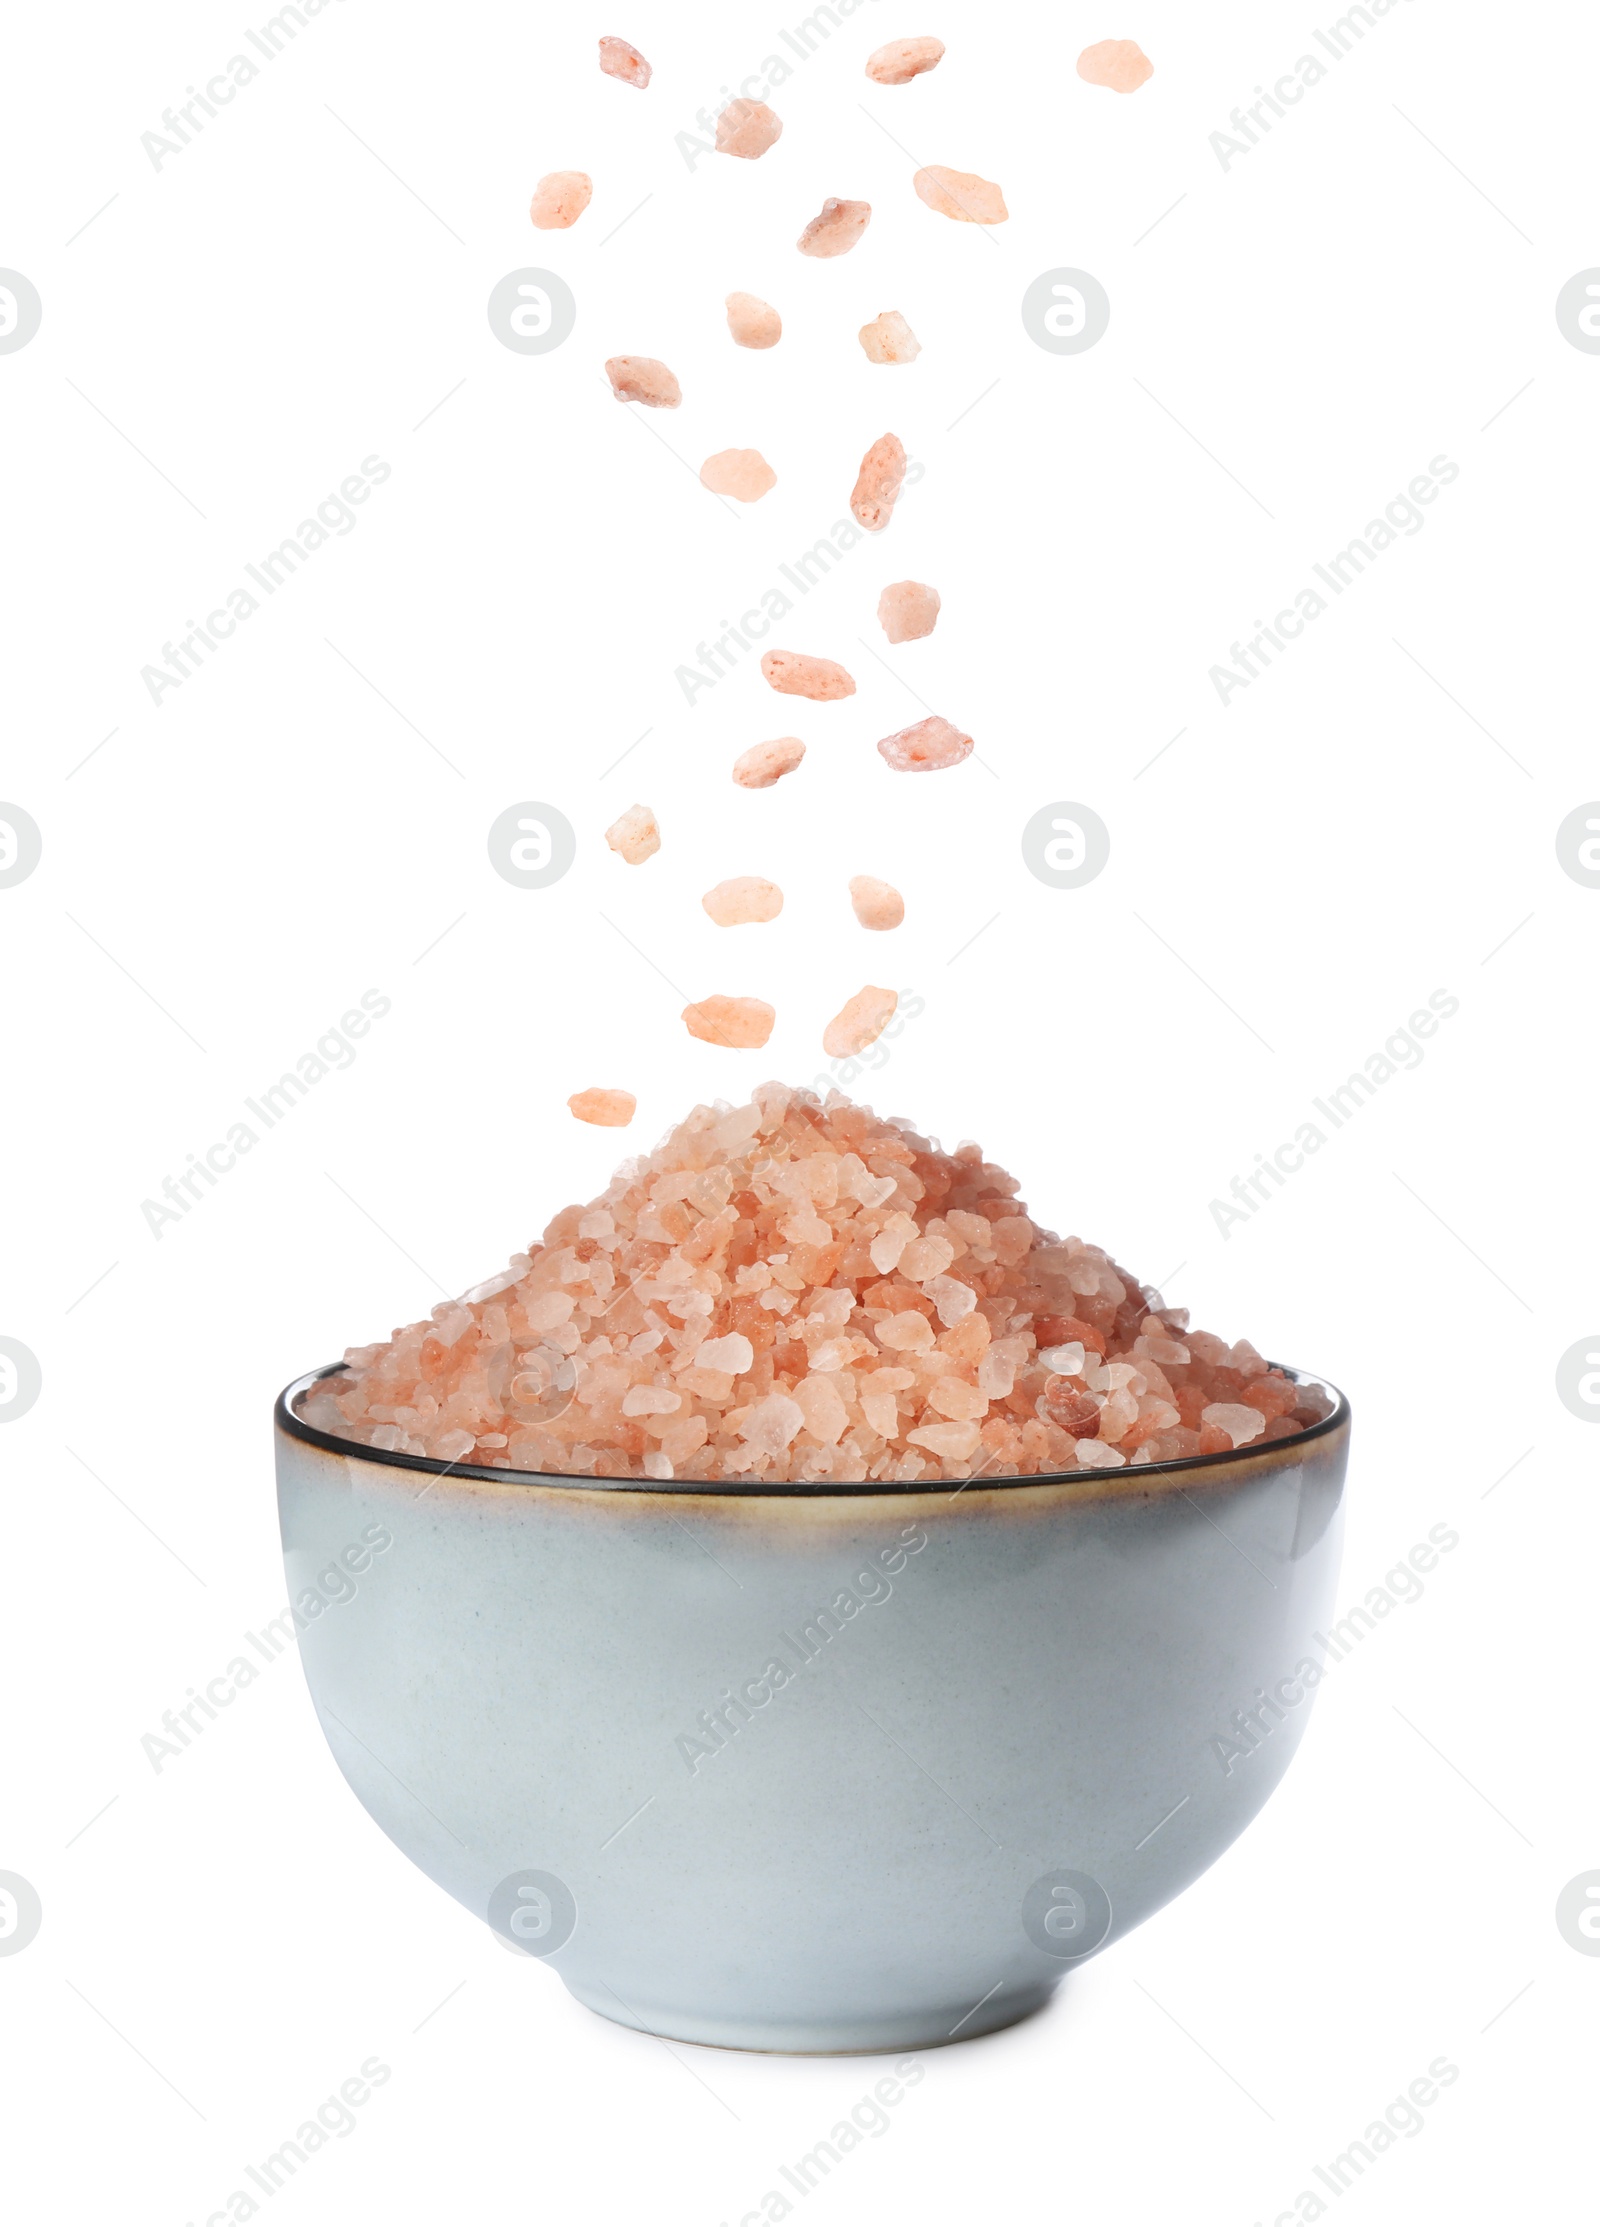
859,311,921,365
599,35,651,87
700,448,777,503
605,803,660,863
726,292,782,348
761,649,856,701
866,37,945,84
797,198,872,257
733,738,805,788
605,356,681,407
849,876,904,931
529,172,592,230
913,166,1008,224
1077,39,1153,92
850,433,907,531
877,715,972,772
878,581,940,642
702,876,784,926
1201,1402,1267,1448
568,1089,637,1127
823,985,898,1057
681,997,776,1048
716,99,783,158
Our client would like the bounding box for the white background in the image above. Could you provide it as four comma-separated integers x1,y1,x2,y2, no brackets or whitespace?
2,0,1595,2218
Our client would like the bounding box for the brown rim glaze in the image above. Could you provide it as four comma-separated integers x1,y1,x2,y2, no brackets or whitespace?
275,1363,1350,1502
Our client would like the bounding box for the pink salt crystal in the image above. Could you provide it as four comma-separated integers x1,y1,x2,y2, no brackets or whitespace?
643,1451,674,1479
823,985,898,1057
568,1088,637,1128
900,1233,954,1281
681,996,775,1048
877,715,972,772
927,1377,986,1421
794,1374,849,1444
913,166,1008,224
865,37,946,84
623,1385,681,1415
1075,1440,1126,1469
696,1333,754,1375
598,35,651,87
716,99,783,158
878,1309,936,1353
859,311,921,365
529,171,592,230
702,875,784,926
432,1429,476,1462
849,875,904,931
908,1419,980,1459
850,433,907,532
605,356,682,407
733,737,805,788
699,448,777,502
1201,1402,1267,1448
725,291,782,349
740,1392,805,1453
761,648,856,701
1077,39,1153,92
797,198,872,258
605,802,660,863
878,580,940,642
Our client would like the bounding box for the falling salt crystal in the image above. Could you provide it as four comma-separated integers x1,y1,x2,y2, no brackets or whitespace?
876,715,972,772
700,449,777,502
529,172,592,230
849,876,904,930
716,98,783,158
797,198,871,257
733,738,805,788
865,37,945,84
858,311,921,365
568,1089,636,1127
1076,39,1153,93
605,356,682,407
681,996,776,1049
823,985,897,1057
726,291,782,349
878,581,940,643
605,803,660,863
850,433,907,532
913,166,1008,224
702,875,784,926
760,649,856,701
599,35,651,87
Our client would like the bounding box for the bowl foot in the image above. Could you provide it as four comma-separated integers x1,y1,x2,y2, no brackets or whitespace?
562,1975,1060,2055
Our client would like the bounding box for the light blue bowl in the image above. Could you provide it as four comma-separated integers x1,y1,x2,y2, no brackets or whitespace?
275,1365,1349,2053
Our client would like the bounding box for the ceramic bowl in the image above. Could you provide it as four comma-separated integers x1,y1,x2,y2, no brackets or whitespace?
275,1364,1349,2053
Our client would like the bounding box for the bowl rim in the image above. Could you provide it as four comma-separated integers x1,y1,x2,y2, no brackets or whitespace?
275,1362,1350,1500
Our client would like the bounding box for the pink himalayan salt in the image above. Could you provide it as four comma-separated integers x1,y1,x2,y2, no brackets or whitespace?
726,292,782,349
913,166,1008,224
878,580,939,642
761,649,855,701
529,172,592,230
599,35,651,87
851,433,907,531
878,715,972,772
681,997,775,1048
733,738,805,788
569,1089,636,1127
605,356,681,407
797,198,871,257
305,1083,1333,1484
703,876,783,927
1077,39,1153,92
824,986,898,1058
866,37,945,84
717,99,783,158
605,803,660,862
1202,1401,1267,1448
859,310,921,365
700,448,777,502
849,876,904,930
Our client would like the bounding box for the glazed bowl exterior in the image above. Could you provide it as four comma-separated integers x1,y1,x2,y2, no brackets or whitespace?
274,1366,1349,2053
